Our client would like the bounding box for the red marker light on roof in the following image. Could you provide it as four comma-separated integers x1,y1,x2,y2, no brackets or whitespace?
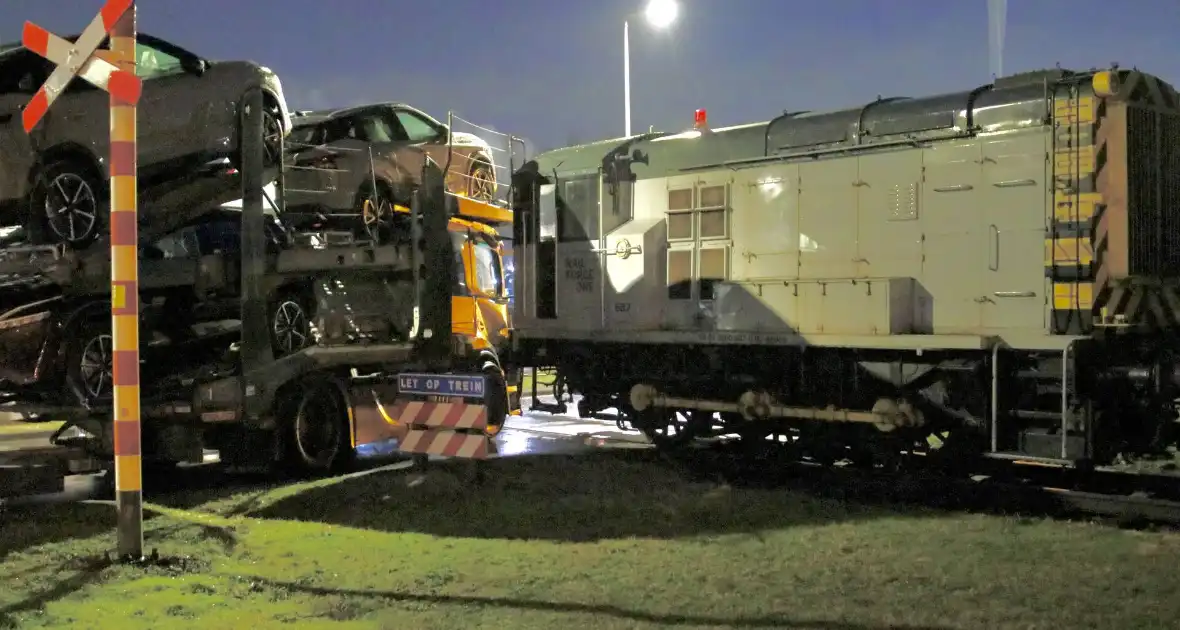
694,108,707,129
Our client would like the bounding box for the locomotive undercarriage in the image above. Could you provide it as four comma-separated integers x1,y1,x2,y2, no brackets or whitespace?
521,339,1180,476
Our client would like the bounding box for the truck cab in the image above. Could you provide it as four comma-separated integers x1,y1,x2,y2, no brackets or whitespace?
394,195,519,418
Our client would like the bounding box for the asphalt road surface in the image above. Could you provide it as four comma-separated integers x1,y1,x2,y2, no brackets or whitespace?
0,394,651,505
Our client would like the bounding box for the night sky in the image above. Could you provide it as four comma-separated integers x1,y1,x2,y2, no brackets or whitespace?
3,0,1178,157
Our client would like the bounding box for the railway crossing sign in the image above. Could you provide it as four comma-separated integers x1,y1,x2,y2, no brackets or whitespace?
20,0,142,132
20,0,145,561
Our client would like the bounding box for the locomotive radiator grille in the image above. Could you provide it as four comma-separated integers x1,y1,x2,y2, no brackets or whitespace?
1048,90,1099,334
1093,70,1180,330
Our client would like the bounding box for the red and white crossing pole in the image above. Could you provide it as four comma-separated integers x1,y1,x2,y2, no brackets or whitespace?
19,0,143,560
108,1,143,560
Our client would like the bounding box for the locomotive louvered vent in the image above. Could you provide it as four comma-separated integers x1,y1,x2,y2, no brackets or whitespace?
994,69,1071,88
1125,108,1180,277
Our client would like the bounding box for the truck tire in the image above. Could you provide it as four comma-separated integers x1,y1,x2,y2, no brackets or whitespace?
482,361,508,436
280,377,352,475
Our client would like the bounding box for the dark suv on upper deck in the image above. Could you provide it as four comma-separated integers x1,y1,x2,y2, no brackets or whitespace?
0,32,292,249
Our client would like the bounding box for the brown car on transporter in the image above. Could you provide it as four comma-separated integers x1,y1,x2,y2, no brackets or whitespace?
281,103,498,234
0,32,291,249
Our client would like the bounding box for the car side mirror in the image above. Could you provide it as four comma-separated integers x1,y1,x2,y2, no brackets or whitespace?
182,58,207,76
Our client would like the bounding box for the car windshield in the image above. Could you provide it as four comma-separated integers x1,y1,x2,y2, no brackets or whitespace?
289,124,319,147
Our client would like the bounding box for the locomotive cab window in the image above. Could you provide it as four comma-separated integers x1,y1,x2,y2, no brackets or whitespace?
667,248,693,300
602,177,634,235
698,246,729,301
697,184,729,240
665,182,730,300
558,176,600,242
666,188,694,241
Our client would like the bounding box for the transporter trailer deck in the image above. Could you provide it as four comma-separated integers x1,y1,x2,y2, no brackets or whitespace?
0,89,515,496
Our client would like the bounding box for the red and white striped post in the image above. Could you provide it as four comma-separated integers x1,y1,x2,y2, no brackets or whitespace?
20,0,143,559
108,2,143,560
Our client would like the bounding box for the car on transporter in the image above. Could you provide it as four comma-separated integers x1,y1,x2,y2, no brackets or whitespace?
280,103,498,237
0,206,290,410
0,32,292,249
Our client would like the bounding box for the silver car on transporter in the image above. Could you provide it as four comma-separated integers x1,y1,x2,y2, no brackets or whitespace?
0,32,292,248
281,103,498,236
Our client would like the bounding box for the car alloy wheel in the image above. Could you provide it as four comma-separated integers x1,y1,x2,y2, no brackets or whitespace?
272,299,310,355
467,163,496,202
262,109,284,167
78,333,114,400
44,172,98,244
359,190,393,245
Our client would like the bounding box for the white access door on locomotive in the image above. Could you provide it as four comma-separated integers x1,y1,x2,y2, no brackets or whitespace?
519,165,672,336
549,171,603,331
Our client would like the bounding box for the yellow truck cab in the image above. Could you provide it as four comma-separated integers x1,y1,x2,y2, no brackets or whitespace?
392,194,520,421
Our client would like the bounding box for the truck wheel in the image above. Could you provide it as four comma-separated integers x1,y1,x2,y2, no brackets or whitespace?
482,361,508,436
282,378,352,475
63,318,115,407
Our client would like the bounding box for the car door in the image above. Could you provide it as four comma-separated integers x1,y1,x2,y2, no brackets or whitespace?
133,38,206,167
0,50,43,209
283,122,332,211
386,107,453,189
360,109,424,200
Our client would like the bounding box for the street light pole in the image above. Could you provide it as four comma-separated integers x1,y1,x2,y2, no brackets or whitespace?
623,0,678,138
624,20,631,137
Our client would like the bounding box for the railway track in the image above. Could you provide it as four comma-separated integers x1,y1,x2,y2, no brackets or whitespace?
659,439,1180,527
6,413,1180,526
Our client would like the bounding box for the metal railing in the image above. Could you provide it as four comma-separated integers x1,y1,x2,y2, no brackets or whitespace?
277,134,406,248
444,111,525,210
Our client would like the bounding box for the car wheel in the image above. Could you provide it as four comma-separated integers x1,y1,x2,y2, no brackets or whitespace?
30,160,105,248
262,105,284,168
355,184,394,245
466,160,496,202
270,292,313,357
233,99,284,170
64,319,114,407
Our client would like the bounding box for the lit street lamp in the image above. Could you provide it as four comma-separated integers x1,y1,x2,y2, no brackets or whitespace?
624,0,679,137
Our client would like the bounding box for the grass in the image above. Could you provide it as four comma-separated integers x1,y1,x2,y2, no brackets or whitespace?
519,368,555,395
0,421,62,438
4,450,1180,629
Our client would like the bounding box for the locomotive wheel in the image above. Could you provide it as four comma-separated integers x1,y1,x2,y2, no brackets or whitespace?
636,408,709,450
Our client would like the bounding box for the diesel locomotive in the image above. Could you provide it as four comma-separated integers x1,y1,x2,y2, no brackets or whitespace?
509,67,1180,474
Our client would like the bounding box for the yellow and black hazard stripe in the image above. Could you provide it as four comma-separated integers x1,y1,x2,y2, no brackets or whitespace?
1090,69,1180,330
1047,85,1099,334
